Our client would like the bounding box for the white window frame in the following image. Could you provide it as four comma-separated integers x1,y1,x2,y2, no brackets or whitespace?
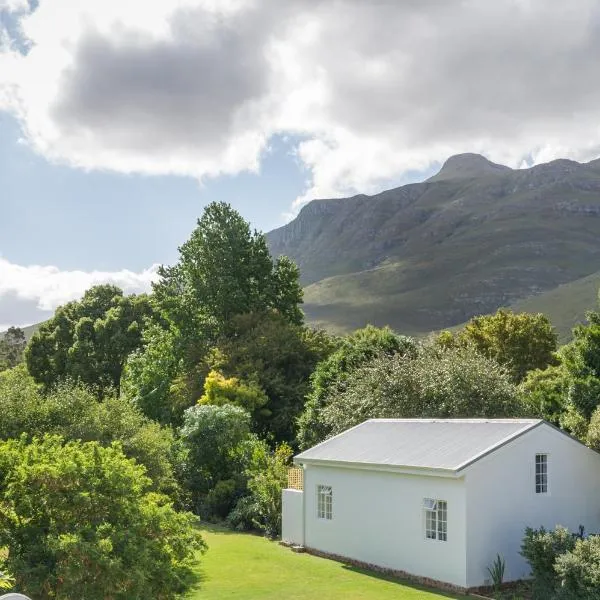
423,498,447,541
316,485,332,520
535,453,549,494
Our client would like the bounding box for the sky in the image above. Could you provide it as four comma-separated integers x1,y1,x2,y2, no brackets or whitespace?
2,0,600,330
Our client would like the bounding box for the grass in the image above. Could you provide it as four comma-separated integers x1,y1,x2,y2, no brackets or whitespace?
188,525,470,600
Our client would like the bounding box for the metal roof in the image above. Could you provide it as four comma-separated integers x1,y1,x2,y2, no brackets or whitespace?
295,419,543,473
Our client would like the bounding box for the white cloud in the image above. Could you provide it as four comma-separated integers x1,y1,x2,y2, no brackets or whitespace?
0,257,159,313
3,0,600,213
0,0,29,12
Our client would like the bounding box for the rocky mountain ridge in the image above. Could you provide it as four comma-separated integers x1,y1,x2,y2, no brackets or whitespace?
267,154,600,337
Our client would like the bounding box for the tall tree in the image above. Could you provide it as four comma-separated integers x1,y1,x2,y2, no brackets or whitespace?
0,326,26,371
153,201,303,352
125,202,305,426
456,309,558,382
26,285,154,393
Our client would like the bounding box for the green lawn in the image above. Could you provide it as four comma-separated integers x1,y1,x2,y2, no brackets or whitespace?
188,525,470,600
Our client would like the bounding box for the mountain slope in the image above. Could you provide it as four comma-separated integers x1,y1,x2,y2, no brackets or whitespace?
268,154,600,336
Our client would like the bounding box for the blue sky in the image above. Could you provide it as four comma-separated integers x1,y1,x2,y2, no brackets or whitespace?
2,0,600,330
1,115,307,272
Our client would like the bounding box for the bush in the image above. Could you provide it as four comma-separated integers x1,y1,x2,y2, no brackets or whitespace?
232,441,293,537
0,369,180,496
554,536,600,600
520,526,576,598
203,479,240,519
179,404,251,512
0,435,205,600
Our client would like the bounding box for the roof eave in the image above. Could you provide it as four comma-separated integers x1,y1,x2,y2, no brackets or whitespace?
294,457,461,478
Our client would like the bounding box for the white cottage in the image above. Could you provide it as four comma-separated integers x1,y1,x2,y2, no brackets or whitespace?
282,418,600,590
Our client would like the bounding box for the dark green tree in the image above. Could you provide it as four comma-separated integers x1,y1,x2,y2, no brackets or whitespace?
0,435,205,600
212,311,336,443
25,285,154,393
297,325,416,449
0,326,26,371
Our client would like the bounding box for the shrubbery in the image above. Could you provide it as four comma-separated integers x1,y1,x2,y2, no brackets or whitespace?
521,526,600,599
0,435,205,600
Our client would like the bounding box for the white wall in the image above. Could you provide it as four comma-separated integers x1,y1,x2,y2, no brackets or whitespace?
282,488,304,546
464,424,600,588
303,464,467,588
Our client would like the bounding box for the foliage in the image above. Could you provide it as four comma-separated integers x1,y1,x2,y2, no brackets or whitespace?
519,365,569,424
487,554,505,592
319,344,523,439
199,369,269,415
153,201,303,349
585,406,600,452
554,535,600,600
239,441,293,537
179,404,252,512
213,311,336,442
0,367,179,495
298,325,416,449
457,309,558,383
559,311,600,420
0,326,26,371
26,285,154,394
0,435,205,600
120,323,188,425
520,526,576,599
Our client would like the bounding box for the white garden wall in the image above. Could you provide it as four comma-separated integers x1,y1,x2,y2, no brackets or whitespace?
464,424,600,587
282,488,304,546
303,464,467,588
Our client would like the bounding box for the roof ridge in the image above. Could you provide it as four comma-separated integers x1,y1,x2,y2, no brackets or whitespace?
367,418,542,424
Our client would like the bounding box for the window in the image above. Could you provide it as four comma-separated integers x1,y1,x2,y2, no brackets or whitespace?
317,485,332,520
536,453,548,494
423,498,447,541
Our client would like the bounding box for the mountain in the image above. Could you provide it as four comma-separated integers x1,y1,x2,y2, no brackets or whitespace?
267,154,600,337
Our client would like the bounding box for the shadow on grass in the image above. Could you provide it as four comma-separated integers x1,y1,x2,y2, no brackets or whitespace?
341,565,468,599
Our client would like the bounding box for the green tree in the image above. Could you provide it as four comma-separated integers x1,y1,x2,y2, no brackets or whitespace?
120,323,190,425
559,311,600,421
154,202,303,350
0,326,26,371
0,435,205,600
213,311,336,443
458,309,558,382
520,365,569,424
297,325,416,449
179,404,252,512
319,345,523,439
26,285,154,393
0,367,179,496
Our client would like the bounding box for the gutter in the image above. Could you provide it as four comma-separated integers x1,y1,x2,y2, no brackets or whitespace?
294,457,461,479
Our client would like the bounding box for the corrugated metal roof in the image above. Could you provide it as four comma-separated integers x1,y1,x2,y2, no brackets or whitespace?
295,419,543,473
